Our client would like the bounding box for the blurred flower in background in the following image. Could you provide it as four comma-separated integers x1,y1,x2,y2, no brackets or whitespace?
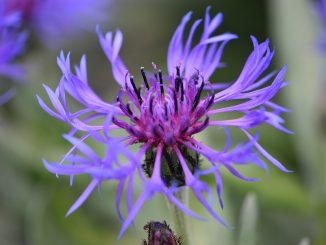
0,0,109,104
39,7,291,238
4,0,109,47
0,3,27,104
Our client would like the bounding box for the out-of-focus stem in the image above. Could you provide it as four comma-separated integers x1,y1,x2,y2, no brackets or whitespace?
166,188,191,245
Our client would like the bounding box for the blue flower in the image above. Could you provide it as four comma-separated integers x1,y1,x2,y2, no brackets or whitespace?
39,7,292,238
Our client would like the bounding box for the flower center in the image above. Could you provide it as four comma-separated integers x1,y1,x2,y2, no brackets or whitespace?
114,66,214,146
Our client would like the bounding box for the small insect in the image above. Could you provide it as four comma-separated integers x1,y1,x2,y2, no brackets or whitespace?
142,221,182,245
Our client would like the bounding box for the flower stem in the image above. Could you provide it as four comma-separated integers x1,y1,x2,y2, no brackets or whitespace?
166,188,191,245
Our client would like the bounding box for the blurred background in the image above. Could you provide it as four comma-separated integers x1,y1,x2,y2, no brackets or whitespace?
0,0,326,244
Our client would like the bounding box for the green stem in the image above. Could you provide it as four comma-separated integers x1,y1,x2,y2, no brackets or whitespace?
166,188,191,245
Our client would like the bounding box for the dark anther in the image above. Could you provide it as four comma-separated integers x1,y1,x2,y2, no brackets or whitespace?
192,81,205,111
164,102,168,119
189,116,210,135
201,115,210,128
116,93,138,122
128,126,143,138
130,76,143,104
173,91,178,114
126,103,133,115
180,80,184,102
159,70,164,96
175,66,181,92
112,117,127,130
149,96,154,114
206,93,215,109
175,77,180,92
176,66,180,77
141,67,150,89
138,87,142,99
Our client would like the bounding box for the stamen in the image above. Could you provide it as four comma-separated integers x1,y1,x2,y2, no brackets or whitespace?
130,76,142,104
175,66,181,92
206,94,215,109
180,80,184,102
126,103,133,115
164,102,168,119
128,126,143,138
173,91,178,114
176,66,180,77
192,81,205,111
112,117,128,130
189,116,210,134
124,72,130,90
140,67,149,89
159,70,164,96
149,96,154,114
117,97,139,122
175,77,180,92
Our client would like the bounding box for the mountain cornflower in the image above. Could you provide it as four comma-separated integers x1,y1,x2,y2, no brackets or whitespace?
4,0,108,47
38,7,292,238
0,4,27,104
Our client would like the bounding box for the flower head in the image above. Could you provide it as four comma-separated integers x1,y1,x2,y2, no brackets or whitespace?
4,0,109,47
0,3,27,104
39,7,291,238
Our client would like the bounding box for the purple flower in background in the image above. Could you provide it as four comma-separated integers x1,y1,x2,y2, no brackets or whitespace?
0,4,27,104
4,0,108,47
39,7,292,238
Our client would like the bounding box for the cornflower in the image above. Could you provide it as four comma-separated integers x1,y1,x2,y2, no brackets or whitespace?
39,7,292,238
